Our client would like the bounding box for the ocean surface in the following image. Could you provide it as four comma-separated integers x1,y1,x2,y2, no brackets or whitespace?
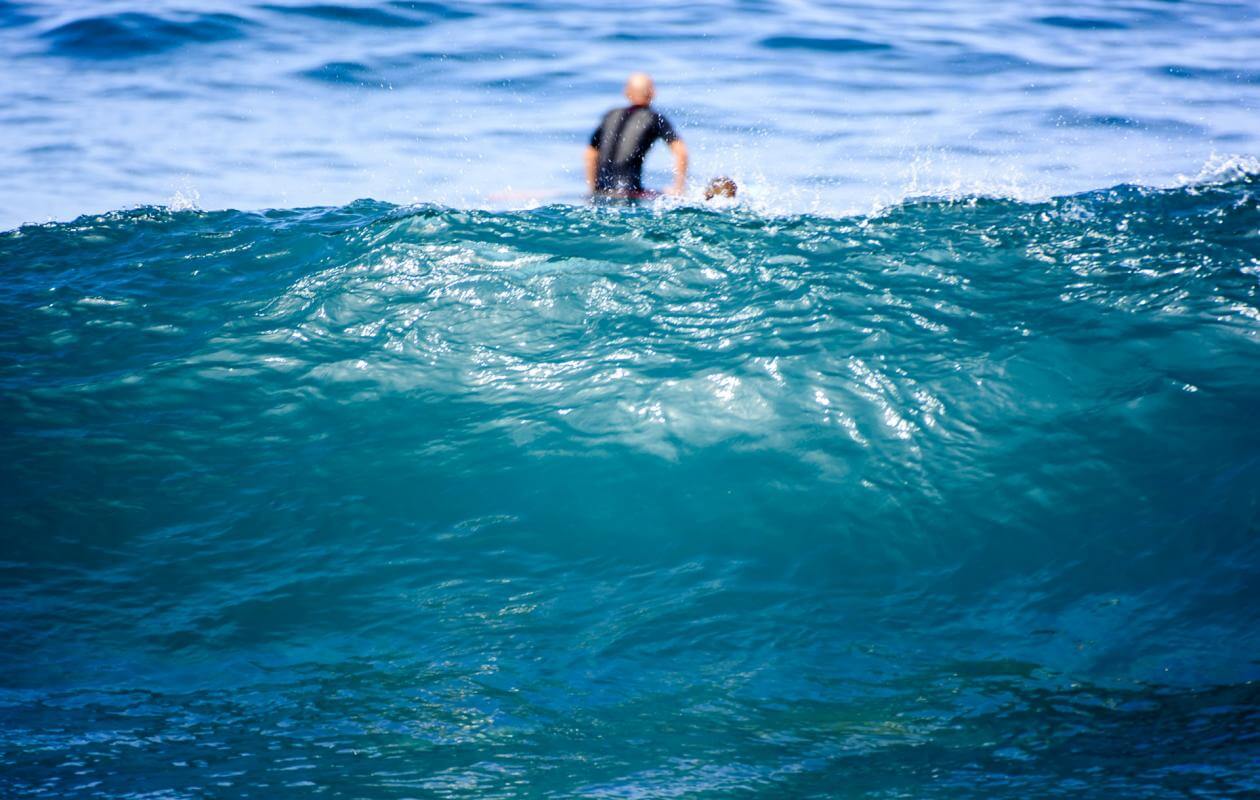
2,0,1260,224
3,1,1260,799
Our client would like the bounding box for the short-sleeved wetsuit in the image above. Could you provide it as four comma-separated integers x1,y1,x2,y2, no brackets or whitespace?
589,105,679,193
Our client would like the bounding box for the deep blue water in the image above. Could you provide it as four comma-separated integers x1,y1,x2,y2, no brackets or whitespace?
3,1,1260,798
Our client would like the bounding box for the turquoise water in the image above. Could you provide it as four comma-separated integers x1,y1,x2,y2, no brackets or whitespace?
3,175,1259,796
4,0,1260,795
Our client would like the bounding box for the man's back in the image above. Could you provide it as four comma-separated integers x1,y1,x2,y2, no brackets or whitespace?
590,105,678,193
584,73,688,197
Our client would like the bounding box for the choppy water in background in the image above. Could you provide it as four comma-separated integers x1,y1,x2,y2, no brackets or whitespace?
3,174,1260,796
1,0,1260,226
4,1,1260,798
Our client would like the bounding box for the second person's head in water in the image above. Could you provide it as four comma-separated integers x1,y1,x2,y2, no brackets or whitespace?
704,177,738,201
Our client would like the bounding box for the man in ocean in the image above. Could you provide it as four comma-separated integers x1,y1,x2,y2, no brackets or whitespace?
585,72,688,198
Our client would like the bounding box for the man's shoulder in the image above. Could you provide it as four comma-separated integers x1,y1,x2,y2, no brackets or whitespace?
648,107,675,126
650,108,679,139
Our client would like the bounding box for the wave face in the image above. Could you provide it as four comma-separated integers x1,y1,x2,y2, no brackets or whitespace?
2,180,1260,797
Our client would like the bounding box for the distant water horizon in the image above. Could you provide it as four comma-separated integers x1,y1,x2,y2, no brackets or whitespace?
2,0,1259,227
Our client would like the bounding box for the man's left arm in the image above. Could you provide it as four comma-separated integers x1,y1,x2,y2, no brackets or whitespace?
668,139,688,196
658,114,687,196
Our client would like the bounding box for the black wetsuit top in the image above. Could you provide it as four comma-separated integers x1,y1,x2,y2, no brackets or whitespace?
589,105,679,193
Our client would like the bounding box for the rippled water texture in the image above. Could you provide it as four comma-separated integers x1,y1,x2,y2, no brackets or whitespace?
2,0,1260,226
3,174,1259,796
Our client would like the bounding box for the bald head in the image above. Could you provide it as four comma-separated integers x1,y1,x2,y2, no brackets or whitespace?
624,72,655,106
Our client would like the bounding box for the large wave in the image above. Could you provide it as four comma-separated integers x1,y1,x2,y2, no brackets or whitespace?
2,176,1258,797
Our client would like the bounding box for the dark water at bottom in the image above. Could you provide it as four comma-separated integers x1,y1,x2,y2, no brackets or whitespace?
2,176,1259,797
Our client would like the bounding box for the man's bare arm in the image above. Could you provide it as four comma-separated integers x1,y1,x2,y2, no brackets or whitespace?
584,146,599,194
669,139,689,195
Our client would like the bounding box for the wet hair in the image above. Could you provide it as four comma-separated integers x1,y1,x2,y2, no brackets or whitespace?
704,176,737,200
